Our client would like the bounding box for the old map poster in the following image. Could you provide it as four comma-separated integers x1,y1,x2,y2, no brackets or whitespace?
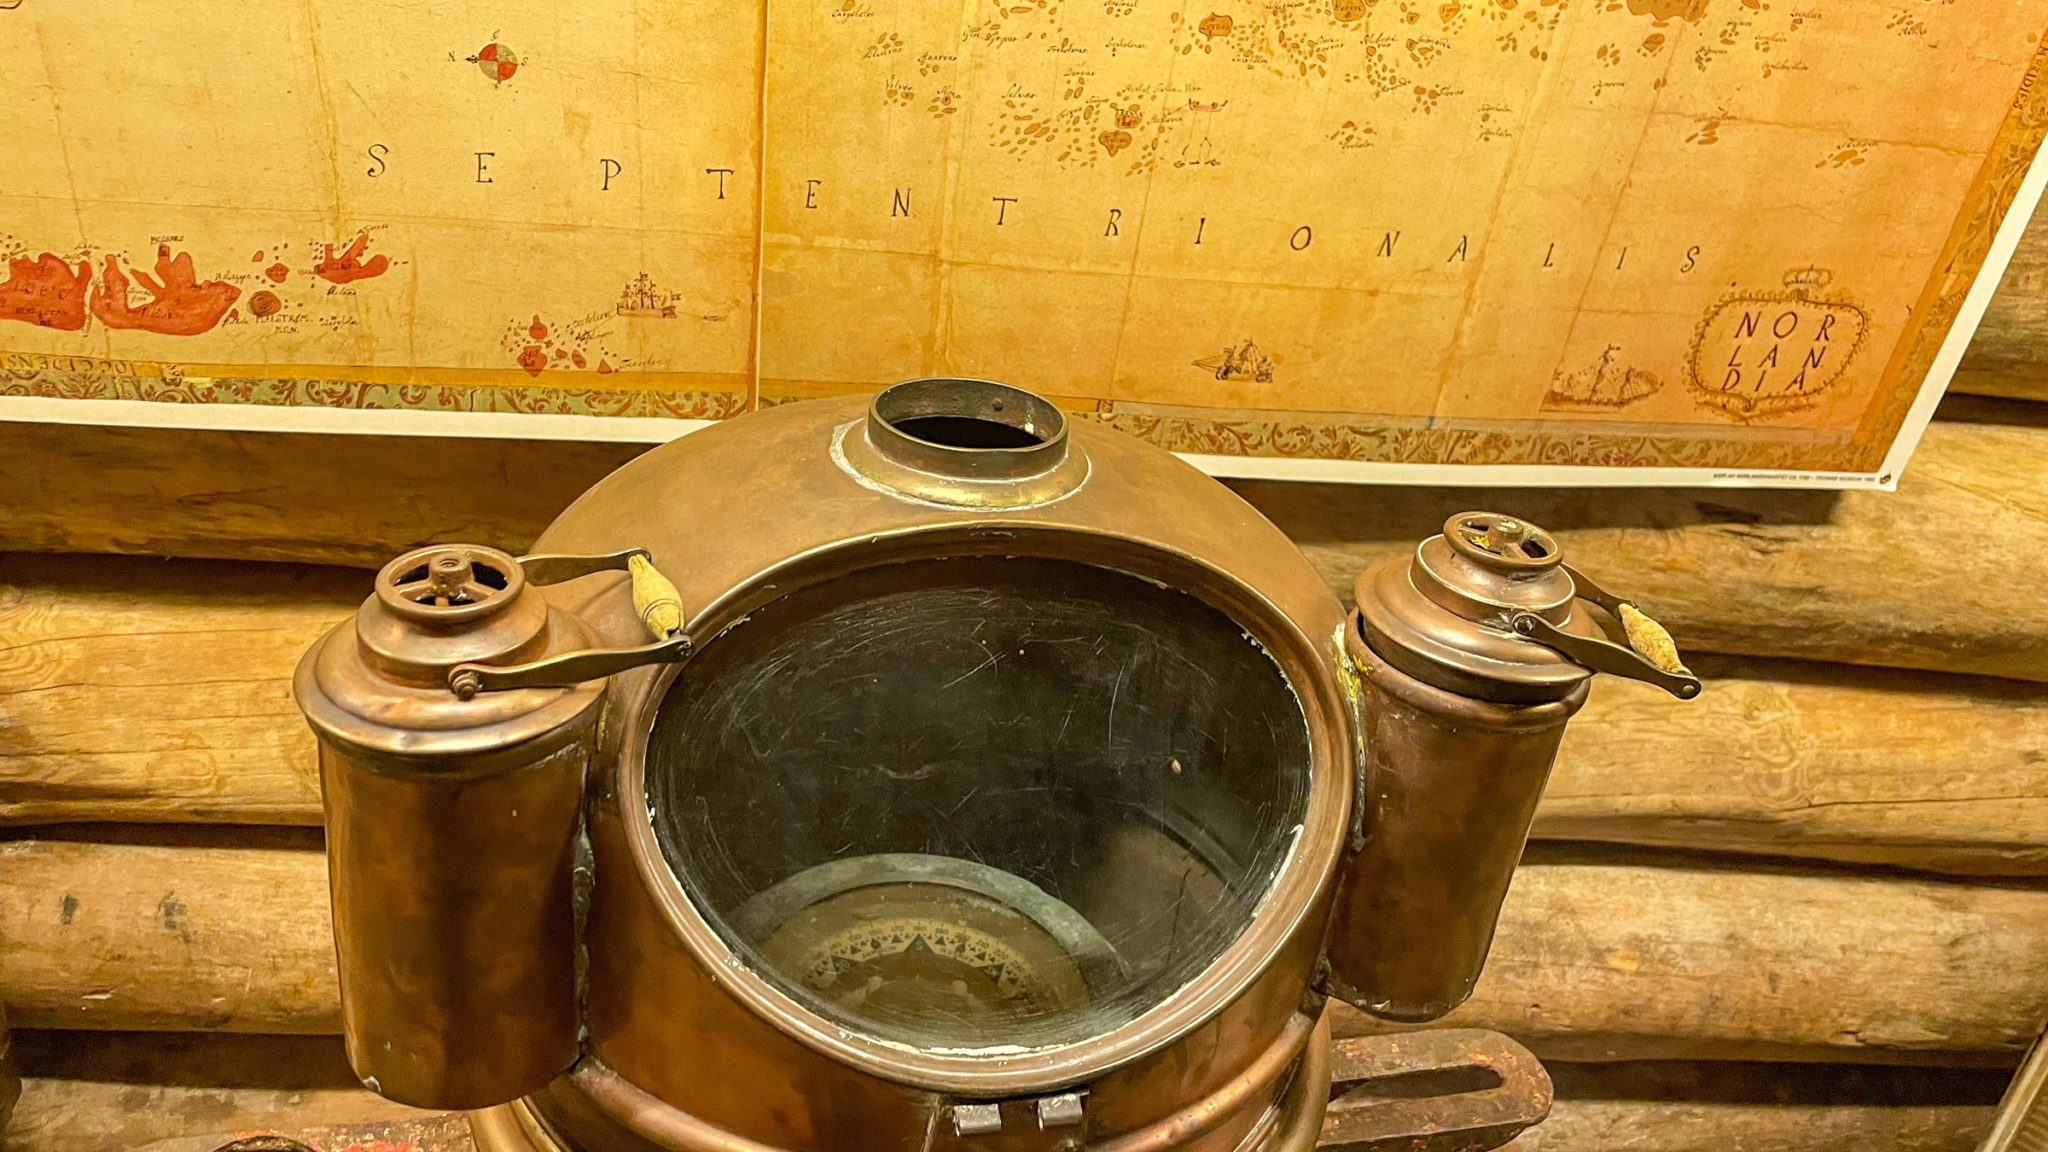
0,3,765,424
5,1,2048,485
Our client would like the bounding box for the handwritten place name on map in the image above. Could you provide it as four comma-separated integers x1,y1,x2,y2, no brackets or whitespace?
1,0,2039,476
1686,268,1870,423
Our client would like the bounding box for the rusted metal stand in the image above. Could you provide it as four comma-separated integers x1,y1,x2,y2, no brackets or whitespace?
188,1026,1548,1152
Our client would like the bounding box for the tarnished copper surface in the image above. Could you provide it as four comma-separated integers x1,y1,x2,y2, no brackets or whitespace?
296,546,603,1109
178,1029,1536,1152
466,1020,1541,1152
1324,621,1588,1023
538,387,1353,1116
1327,512,1695,1022
294,381,1694,1152
478,1019,1333,1152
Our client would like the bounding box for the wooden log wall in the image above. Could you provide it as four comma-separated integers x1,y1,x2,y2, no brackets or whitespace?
15,207,2048,1148
7,837,2047,1067
1949,202,2048,403
10,552,2048,874
2,1031,435,1152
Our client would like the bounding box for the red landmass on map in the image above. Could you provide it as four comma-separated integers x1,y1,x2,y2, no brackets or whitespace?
90,246,240,335
314,233,390,285
0,253,92,330
518,344,547,376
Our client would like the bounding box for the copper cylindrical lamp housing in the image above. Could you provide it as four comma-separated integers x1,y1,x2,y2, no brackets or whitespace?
1327,516,1598,1022
296,545,602,1108
295,378,1697,1152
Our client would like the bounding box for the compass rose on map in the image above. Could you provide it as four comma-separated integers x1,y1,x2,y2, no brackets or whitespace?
467,41,519,84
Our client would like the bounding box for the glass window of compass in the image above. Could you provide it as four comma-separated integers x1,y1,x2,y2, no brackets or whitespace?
646,556,1311,1053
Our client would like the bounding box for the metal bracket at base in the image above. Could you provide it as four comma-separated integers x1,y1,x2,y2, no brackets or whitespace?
1320,1029,1552,1152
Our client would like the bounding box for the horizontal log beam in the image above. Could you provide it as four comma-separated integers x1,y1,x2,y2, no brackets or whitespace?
6,1033,435,1152
10,554,2048,876
1953,198,2048,403
0,554,354,827
8,839,2046,1065
0,421,641,569
10,1087,378,1152
1537,658,2048,875
1327,858,2048,1065
38,1111,467,1152
1515,1059,2005,1151
0,840,338,1034
1502,1100,1993,1151
9,416,2048,680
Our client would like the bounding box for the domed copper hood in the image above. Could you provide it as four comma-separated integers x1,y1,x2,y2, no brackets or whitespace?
296,377,1698,1152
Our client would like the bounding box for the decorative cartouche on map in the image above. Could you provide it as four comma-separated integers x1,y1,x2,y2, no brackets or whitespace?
1685,266,1870,424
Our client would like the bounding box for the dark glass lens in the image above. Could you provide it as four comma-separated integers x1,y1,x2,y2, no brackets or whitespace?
646,557,1311,1053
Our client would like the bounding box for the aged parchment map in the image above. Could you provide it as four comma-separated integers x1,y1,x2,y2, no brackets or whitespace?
5,0,2048,483
0,3,763,420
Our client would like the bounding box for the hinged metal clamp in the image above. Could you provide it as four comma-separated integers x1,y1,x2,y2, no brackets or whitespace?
1509,565,1702,700
448,548,692,699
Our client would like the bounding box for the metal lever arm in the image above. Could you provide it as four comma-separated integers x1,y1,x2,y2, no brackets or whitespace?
517,549,684,641
1550,563,1700,698
446,548,692,698
449,635,692,700
1509,612,1700,699
516,549,650,586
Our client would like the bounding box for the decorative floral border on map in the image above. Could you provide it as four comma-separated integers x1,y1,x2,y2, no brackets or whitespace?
0,355,747,421
749,389,1852,471
1081,407,1868,473
1862,39,2048,464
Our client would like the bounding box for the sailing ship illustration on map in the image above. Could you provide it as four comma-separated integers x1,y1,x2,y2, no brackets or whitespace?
1193,340,1276,383
1543,345,1662,411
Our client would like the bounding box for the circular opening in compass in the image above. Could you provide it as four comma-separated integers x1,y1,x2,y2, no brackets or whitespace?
891,415,1045,450
866,378,1069,481
643,555,1311,1054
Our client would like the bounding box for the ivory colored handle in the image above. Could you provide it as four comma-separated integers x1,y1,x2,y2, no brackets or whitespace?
629,554,684,639
1619,603,1690,678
